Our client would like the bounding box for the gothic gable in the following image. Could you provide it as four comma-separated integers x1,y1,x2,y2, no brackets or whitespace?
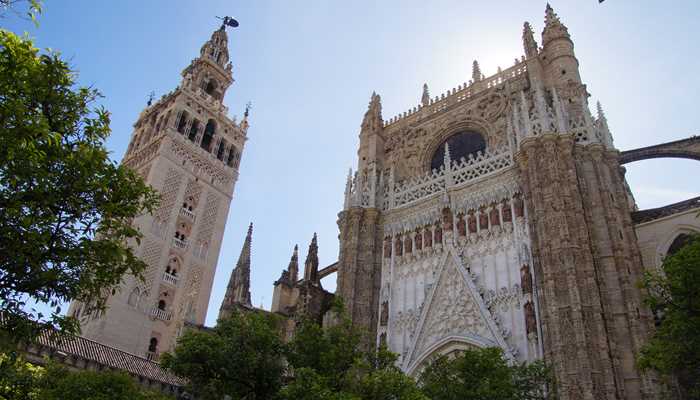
403,248,512,373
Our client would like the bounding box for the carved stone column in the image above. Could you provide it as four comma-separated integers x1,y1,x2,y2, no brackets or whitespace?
336,207,383,346
516,133,659,400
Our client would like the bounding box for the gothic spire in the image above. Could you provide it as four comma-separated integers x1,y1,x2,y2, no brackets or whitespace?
288,244,299,283
542,3,570,45
596,101,614,148
421,83,430,106
220,223,253,312
596,101,606,122
303,233,319,284
361,92,383,134
472,60,483,82
522,22,539,58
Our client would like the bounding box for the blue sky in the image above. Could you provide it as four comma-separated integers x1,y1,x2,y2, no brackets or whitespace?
6,1,699,327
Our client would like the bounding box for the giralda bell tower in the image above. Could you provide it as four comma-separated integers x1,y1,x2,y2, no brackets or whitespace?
69,17,249,359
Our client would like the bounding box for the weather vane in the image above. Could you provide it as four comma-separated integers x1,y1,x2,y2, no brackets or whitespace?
216,16,239,29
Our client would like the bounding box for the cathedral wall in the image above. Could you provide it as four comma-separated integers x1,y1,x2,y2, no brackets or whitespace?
378,167,540,368
635,207,700,270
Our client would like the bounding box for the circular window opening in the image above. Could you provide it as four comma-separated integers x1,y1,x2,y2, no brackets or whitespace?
430,131,486,172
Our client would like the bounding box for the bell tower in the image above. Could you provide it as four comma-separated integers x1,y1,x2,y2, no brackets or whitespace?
69,18,249,359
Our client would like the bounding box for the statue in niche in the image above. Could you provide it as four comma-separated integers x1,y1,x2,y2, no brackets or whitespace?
521,264,533,294
514,195,524,218
442,207,453,231
457,214,467,236
423,227,433,248
502,200,512,222
380,301,389,326
489,207,500,226
415,230,423,250
524,300,537,336
479,209,489,230
404,236,412,254
468,211,477,233
394,236,403,257
383,237,392,258
434,225,443,244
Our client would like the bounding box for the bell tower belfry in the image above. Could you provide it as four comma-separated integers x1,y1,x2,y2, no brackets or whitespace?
69,18,249,359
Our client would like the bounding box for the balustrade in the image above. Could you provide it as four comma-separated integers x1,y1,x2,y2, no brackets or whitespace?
179,207,196,221
162,272,178,286
150,307,172,321
171,237,188,250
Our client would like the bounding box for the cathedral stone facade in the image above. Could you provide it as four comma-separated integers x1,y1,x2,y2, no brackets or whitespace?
56,6,700,400
69,23,248,360
331,5,686,399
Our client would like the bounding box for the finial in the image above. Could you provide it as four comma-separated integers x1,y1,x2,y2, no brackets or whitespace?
362,91,383,133
422,83,430,106
472,60,482,83
596,101,606,121
244,101,252,118
544,3,560,26
303,233,320,284
542,3,569,44
146,91,155,106
523,22,539,58
443,142,452,170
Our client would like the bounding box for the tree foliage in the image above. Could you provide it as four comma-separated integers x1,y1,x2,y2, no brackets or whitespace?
281,306,427,400
161,311,286,400
164,304,553,400
418,347,551,400
0,29,159,345
638,234,700,399
0,354,171,400
0,0,42,23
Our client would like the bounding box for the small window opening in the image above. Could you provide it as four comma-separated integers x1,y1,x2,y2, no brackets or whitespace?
148,338,158,353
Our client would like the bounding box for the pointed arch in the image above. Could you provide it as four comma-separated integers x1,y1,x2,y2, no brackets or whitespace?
148,337,158,353
205,79,219,96
655,225,700,267
127,287,141,308
176,110,189,134
200,119,216,152
216,139,227,161
188,119,200,142
406,335,493,378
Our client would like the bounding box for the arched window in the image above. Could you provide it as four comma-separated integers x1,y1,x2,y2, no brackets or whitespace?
128,287,141,307
200,120,216,152
188,119,200,142
205,79,218,96
430,131,486,172
227,147,238,167
176,111,189,134
216,139,227,161
667,233,692,256
148,338,158,353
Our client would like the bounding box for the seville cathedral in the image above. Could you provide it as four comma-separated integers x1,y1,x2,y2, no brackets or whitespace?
42,4,700,400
